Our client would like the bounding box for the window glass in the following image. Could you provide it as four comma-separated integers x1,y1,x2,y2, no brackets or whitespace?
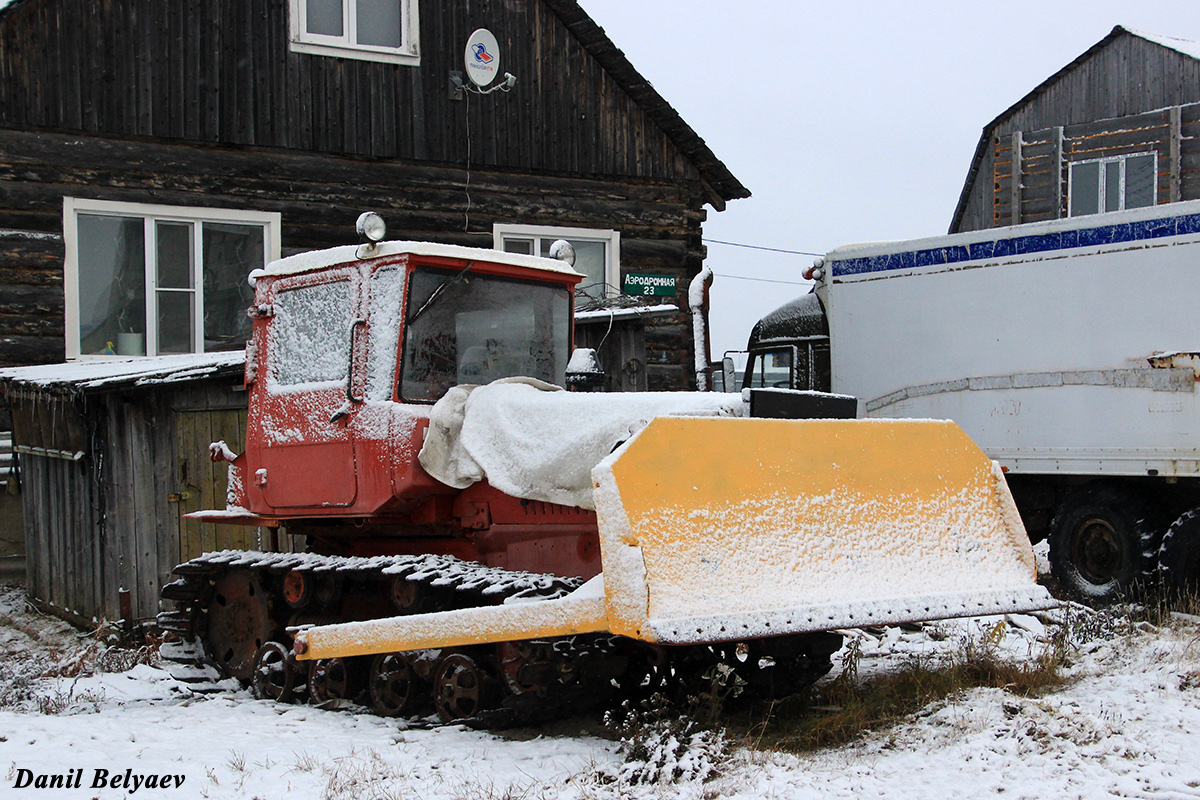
68,201,276,358
1070,161,1100,217
502,238,534,256
291,0,415,64
306,0,343,36
157,292,194,354
541,238,607,297
812,343,832,393
1125,154,1157,209
494,226,619,300
366,266,404,400
202,222,260,352
1070,153,1157,217
357,0,401,47
1104,161,1122,213
401,268,571,402
271,281,354,386
77,214,146,356
745,349,793,389
156,222,193,289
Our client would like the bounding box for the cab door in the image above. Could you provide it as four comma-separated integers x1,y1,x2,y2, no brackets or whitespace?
251,267,364,509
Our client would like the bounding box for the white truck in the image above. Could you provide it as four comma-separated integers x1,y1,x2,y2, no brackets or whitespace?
741,199,1200,602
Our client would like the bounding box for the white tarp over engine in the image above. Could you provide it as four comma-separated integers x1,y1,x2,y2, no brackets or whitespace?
417,378,746,509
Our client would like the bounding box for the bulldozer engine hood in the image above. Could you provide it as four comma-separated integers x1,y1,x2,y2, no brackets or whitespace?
417,378,748,509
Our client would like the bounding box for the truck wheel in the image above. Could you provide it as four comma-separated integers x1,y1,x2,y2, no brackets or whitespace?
1048,485,1157,604
1159,509,1200,599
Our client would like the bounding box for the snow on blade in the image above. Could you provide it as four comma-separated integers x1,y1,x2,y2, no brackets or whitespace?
592,416,1055,644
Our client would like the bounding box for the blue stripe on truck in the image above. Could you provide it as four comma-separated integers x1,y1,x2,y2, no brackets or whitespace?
831,212,1200,277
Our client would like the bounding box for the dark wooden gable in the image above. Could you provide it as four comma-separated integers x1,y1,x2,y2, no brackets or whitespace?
0,0,747,201
951,26,1200,233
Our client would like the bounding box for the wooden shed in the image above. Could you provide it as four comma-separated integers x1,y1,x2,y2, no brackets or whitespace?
0,0,748,391
0,355,264,626
952,26,1200,234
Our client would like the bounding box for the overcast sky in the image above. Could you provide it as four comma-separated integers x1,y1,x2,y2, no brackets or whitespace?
583,2,1200,356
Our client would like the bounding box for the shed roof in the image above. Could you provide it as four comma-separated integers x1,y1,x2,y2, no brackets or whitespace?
949,26,1200,233
0,352,243,394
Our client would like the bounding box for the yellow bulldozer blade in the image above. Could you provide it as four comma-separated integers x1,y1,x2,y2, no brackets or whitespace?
294,417,1055,661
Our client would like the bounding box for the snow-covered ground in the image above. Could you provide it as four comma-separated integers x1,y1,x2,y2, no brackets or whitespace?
3,582,1200,800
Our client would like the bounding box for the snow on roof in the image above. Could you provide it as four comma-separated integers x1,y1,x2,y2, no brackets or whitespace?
574,303,679,322
252,241,583,284
1128,28,1200,62
0,352,244,392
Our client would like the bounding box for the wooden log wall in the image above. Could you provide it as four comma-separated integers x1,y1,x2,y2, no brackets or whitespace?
992,102,1200,226
0,0,703,185
0,127,706,378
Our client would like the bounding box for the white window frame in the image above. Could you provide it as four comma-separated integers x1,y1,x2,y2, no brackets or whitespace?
492,224,621,298
1068,151,1158,217
63,198,282,360
288,0,419,66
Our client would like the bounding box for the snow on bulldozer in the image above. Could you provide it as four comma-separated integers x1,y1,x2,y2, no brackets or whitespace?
158,220,1054,725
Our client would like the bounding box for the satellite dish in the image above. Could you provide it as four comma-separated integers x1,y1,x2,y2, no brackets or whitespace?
465,29,500,87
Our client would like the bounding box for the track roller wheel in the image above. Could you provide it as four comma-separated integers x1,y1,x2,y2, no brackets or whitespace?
282,570,313,609
369,652,424,717
433,653,495,722
252,642,303,703
309,657,362,705
390,576,426,613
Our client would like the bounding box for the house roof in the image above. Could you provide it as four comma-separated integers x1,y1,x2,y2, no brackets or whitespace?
542,0,748,207
949,26,1200,233
0,0,749,207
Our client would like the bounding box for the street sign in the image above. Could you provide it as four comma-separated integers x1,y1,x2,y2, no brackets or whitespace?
623,273,677,297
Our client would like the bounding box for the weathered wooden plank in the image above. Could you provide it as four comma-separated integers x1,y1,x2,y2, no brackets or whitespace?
153,398,178,619
1012,131,1022,225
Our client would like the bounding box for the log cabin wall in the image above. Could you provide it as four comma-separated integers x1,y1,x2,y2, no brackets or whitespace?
991,102,1200,226
0,0,707,182
0,126,707,387
952,27,1200,234
0,0,746,380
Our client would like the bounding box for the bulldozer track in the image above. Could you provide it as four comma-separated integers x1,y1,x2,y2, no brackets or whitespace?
157,550,582,691
157,549,842,726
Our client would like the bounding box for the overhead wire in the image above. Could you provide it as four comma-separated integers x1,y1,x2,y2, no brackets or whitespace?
702,238,824,257
711,272,810,286
701,238,819,285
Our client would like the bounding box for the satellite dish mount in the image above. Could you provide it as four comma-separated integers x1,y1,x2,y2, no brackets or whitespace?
450,29,516,98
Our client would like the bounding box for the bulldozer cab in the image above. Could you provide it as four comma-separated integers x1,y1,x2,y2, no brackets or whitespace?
240,244,582,517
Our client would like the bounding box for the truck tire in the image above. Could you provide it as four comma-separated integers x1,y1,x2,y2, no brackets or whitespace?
1048,485,1158,604
1159,508,1200,599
